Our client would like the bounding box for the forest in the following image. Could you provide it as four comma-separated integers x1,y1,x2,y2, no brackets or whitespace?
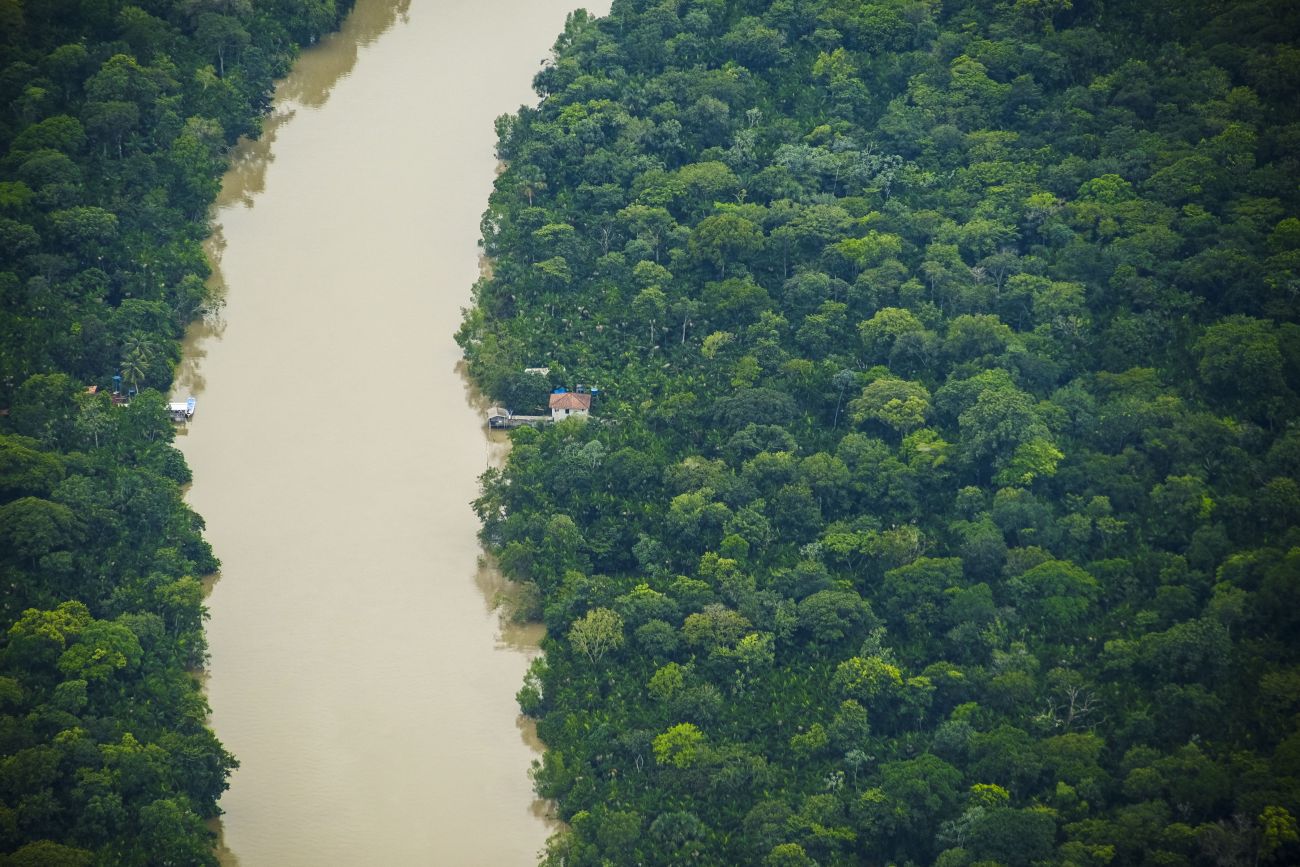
0,0,351,862
458,0,1300,864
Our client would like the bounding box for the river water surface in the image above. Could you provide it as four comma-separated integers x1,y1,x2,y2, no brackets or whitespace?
172,0,606,862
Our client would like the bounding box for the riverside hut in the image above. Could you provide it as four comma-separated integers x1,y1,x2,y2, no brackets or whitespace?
549,391,592,421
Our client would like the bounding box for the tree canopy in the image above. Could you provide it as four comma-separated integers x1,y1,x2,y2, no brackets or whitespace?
461,0,1300,864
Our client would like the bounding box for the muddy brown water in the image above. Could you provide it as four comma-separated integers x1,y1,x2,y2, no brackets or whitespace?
172,0,607,862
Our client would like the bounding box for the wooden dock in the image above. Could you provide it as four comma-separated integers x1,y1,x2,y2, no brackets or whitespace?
486,406,548,429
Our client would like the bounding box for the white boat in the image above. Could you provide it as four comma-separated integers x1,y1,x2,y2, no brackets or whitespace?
168,397,196,422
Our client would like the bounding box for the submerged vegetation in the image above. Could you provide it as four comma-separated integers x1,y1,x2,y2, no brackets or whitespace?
0,0,352,861
461,0,1300,864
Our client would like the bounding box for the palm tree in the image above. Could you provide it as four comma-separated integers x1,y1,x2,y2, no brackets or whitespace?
120,332,155,396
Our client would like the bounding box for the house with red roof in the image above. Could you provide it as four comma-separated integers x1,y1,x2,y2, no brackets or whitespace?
549,391,592,421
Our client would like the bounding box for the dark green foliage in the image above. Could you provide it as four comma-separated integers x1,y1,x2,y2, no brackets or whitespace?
462,0,1300,864
0,0,353,860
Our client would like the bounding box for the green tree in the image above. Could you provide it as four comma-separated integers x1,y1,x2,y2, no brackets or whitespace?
195,13,250,77
0,496,79,567
1195,315,1289,417
653,723,706,769
1012,559,1099,634
958,383,1052,481
850,377,932,434
689,213,764,278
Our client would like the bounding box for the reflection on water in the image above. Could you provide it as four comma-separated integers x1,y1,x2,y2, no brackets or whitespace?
220,0,413,209
171,307,220,404
280,0,412,110
172,0,609,862
211,828,241,867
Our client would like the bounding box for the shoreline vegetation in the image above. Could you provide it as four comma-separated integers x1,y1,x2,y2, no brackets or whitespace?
461,1,1300,865
0,0,354,862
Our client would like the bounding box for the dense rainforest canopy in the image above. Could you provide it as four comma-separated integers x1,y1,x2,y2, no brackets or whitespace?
460,0,1300,864
0,0,354,862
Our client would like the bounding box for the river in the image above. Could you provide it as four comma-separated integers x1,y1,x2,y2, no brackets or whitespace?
171,0,607,862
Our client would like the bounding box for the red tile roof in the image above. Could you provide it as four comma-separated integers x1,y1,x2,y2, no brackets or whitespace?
549,392,592,411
